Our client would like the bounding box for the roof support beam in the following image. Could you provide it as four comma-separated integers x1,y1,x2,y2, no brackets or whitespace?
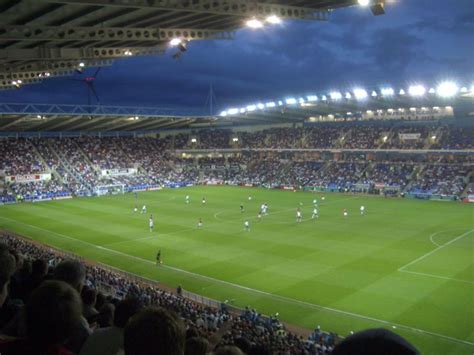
0,46,165,61
0,25,234,42
43,0,331,21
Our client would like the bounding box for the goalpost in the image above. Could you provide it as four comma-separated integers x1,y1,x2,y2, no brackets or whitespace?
95,184,126,196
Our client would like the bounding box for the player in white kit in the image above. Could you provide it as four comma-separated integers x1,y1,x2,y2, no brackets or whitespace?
360,205,365,215
185,195,190,204
141,204,147,214
296,208,302,223
312,208,319,219
149,215,154,232
244,220,250,231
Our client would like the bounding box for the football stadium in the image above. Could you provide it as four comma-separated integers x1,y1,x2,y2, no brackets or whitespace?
0,1,473,355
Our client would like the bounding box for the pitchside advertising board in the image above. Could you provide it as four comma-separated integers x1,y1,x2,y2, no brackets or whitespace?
4,173,51,183
101,168,137,176
399,133,421,140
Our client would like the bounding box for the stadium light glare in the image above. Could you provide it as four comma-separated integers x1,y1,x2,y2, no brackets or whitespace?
124,50,133,56
257,103,265,110
433,106,440,110
232,137,239,142
428,88,435,94
436,82,458,97
246,18,264,29
345,92,352,99
366,110,373,114
265,102,276,108
371,90,378,97
431,135,437,140
353,88,368,100
79,62,85,68
381,88,394,96
460,87,468,93
408,85,426,97
358,0,370,6
240,108,247,113
299,98,305,104
170,38,182,46
219,111,227,117
330,92,342,100
247,104,257,111
307,95,318,102
227,108,239,115
321,95,327,101
278,100,284,106
191,138,197,143
286,98,297,105
266,15,282,24
399,89,406,95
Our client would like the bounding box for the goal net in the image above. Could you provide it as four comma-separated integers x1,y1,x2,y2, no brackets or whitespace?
96,184,126,196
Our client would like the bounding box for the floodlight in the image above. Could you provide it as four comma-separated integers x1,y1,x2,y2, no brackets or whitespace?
265,102,276,108
346,112,352,115
436,81,458,97
460,87,468,93
345,92,352,99
266,15,281,24
358,0,370,6
191,138,197,143
307,95,318,102
246,18,264,29
387,108,394,113
134,116,139,120
247,105,257,111
381,88,394,96
431,135,436,140
330,92,342,100
428,88,435,94
240,108,247,113
232,137,239,142
124,50,133,56
433,106,440,110
79,62,85,67
219,111,227,117
321,95,327,101
257,103,265,110
366,110,373,114
299,98,305,104
227,108,239,115
399,89,406,95
37,115,42,119
353,88,368,100
371,90,378,97
170,38,182,46
408,85,426,97
278,100,284,106
285,98,297,105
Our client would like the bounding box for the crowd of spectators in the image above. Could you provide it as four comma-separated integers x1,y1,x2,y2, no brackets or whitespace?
0,138,46,175
0,233,342,354
409,164,469,196
0,124,472,202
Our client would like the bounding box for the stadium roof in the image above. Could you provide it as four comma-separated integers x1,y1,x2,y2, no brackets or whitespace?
0,0,378,90
0,86,472,132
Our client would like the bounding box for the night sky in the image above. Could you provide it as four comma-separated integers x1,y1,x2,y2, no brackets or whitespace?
1,0,473,114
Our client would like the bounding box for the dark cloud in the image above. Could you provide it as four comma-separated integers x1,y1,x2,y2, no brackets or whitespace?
0,0,473,112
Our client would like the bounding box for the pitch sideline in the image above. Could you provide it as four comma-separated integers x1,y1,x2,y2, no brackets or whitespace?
0,216,473,348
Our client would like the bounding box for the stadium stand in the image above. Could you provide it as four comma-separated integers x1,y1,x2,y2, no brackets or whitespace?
1,123,473,203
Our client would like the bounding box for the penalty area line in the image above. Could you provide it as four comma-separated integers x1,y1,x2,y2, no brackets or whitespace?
398,229,474,272
1,216,473,347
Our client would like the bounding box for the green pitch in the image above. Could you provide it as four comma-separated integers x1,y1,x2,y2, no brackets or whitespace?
1,186,473,354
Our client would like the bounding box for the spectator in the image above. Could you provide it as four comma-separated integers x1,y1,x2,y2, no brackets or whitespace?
79,297,142,355
124,307,186,355
332,328,419,355
0,280,82,355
